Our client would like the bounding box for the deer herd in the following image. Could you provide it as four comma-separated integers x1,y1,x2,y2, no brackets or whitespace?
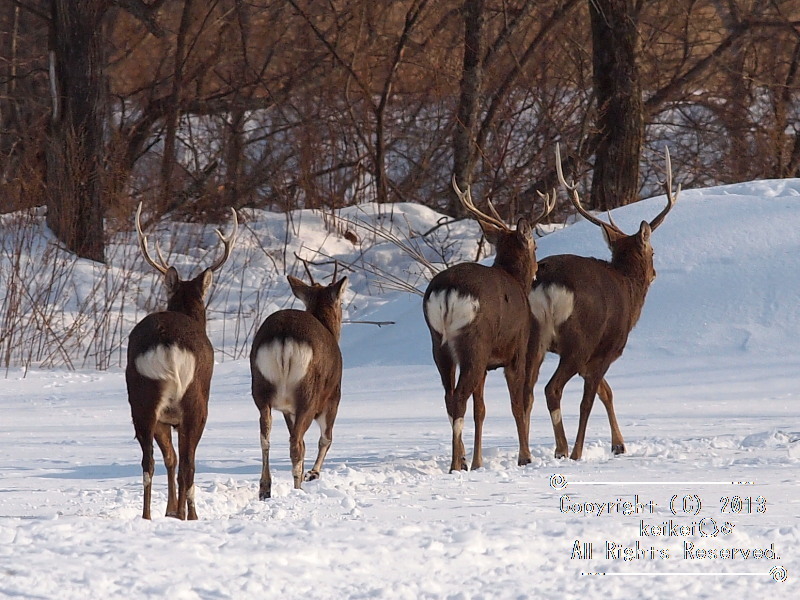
126,145,678,519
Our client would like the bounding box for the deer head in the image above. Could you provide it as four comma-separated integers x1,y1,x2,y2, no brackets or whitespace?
135,202,238,323
555,143,678,283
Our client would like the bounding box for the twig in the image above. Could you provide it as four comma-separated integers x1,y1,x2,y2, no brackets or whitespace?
343,319,396,327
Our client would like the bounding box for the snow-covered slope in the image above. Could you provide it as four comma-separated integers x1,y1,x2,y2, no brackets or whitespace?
1,180,798,598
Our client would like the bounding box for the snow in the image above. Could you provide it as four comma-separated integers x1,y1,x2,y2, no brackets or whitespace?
1,179,799,598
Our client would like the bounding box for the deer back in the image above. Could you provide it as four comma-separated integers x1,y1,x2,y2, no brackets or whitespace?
425,262,532,367
250,276,347,412
531,254,646,363
530,144,678,365
126,206,237,410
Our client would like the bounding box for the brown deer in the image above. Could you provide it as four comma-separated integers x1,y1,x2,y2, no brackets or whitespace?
126,203,238,520
250,268,348,499
423,177,554,472
529,144,678,460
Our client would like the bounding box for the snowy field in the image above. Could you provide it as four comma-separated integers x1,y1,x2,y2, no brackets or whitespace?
1,179,799,598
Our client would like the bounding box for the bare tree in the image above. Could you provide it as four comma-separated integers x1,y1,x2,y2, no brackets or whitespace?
588,0,644,210
45,0,108,262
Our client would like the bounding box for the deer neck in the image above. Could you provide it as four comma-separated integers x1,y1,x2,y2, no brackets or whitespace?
310,305,342,340
167,296,207,326
611,256,653,329
492,255,534,290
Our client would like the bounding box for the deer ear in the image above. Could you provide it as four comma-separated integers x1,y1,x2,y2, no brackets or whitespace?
164,267,180,295
637,221,652,245
600,222,625,249
287,275,312,306
477,220,502,245
515,217,531,239
330,276,348,301
199,269,213,298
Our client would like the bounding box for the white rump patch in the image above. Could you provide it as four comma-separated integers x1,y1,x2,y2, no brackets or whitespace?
135,345,196,422
255,340,314,412
529,285,574,355
425,290,480,346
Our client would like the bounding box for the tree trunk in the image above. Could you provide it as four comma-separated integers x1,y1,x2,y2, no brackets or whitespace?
589,0,643,210
451,0,485,215
160,0,195,214
46,0,106,262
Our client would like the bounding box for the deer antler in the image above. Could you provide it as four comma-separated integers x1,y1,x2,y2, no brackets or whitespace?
650,145,680,231
451,175,510,232
294,252,318,285
135,203,171,275
207,207,239,272
534,189,557,225
555,143,624,235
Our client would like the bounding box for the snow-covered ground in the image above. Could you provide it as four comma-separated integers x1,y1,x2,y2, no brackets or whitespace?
1,179,799,598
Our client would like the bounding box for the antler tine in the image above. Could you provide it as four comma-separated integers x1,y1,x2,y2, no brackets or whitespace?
208,207,239,272
135,202,170,275
533,188,556,225
555,144,621,232
650,145,679,231
554,143,578,193
451,174,509,231
294,251,317,285
486,197,505,224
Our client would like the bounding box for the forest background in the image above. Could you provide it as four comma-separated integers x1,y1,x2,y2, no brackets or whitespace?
1,0,799,263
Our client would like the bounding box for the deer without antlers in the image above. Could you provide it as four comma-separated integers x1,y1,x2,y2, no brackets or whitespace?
250,265,348,499
529,144,678,460
126,204,238,519
423,177,554,472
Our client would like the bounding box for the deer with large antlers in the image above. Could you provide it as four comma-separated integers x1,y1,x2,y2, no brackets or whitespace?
529,144,678,460
423,177,554,472
126,204,238,519
250,265,348,499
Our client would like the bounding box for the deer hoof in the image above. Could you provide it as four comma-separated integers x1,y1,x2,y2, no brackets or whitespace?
612,444,626,455
304,470,320,482
517,456,532,467
259,487,271,501
449,458,468,473
554,450,568,459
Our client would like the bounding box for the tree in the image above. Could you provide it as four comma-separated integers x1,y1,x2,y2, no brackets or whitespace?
46,0,108,262
43,0,164,262
588,0,643,210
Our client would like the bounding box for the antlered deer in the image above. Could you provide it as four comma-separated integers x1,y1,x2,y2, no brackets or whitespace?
529,144,678,460
250,269,348,499
126,204,238,519
423,177,554,472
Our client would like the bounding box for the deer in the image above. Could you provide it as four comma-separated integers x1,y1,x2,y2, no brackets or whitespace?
250,266,348,499
423,177,554,472
126,203,238,520
528,144,678,460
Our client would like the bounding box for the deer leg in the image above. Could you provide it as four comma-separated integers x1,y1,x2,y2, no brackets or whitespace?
545,361,577,459
258,406,273,500
506,358,533,466
134,422,156,521
470,373,487,470
597,377,625,455
432,345,466,472
450,359,485,473
289,411,313,490
571,375,601,460
176,423,200,520
153,422,178,517
306,389,340,481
